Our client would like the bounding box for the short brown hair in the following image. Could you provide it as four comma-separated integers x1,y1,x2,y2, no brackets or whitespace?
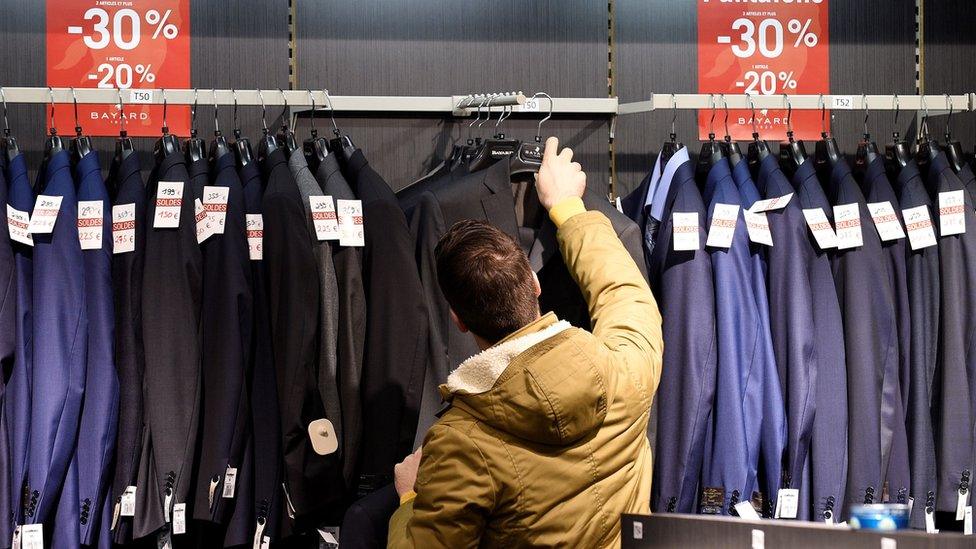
435,220,540,344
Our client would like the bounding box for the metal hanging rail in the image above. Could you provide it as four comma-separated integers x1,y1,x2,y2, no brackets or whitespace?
617,93,973,115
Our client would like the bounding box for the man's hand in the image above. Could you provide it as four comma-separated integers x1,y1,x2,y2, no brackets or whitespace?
394,447,423,499
536,136,586,211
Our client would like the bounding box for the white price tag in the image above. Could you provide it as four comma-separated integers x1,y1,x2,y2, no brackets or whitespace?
20,525,42,549
7,205,33,246
172,503,186,535
154,182,184,229
706,203,738,249
957,487,970,521
129,90,154,104
902,205,938,250
802,208,837,249
78,200,104,250
223,467,238,498
672,211,700,251
833,203,863,250
336,199,365,247
195,198,212,243
867,201,906,241
939,190,966,236
202,186,230,234
749,193,793,213
112,203,136,254
520,98,540,112
735,501,762,520
246,214,264,260
27,195,63,234
309,196,340,240
831,95,855,110
121,485,137,517
775,489,799,519
965,506,973,535
744,210,773,246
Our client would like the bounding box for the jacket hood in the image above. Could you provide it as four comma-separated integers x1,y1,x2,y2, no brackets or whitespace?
443,314,609,446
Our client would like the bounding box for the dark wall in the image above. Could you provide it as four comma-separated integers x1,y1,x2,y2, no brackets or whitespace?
922,0,976,149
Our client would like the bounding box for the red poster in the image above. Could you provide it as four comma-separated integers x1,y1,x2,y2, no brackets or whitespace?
698,0,829,140
47,0,191,137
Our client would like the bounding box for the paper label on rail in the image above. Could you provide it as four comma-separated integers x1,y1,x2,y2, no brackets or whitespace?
112,204,136,254
939,190,966,236
28,195,62,234
748,192,793,213
202,186,229,234
866,201,905,241
832,203,863,249
246,214,264,260
902,205,938,250
743,210,773,246
7,205,33,246
77,200,104,250
337,199,365,247
154,182,183,229
801,208,836,249
309,196,340,240
672,212,700,251
705,203,738,248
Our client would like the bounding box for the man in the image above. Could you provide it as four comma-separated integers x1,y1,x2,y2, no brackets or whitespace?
387,137,663,547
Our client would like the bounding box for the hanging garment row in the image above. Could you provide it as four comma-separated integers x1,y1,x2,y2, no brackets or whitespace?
623,96,976,533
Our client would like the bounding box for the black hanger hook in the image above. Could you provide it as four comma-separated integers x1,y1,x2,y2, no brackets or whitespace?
669,93,678,140
783,94,793,137
819,94,829,137
160,88,169,133
708,94,717,137
307,90,317,138
862,94,870,139
48,86,57,136
747,93,759,136
322,89,340,137
213,89,221,135
919,95,930,140
71,87,82,136
232,89,240,136
0,87,8,136
190,88,199,137
118,87,127,136
278,88,289,131
721,94,731,139
945,93,953,141
892,94,900,137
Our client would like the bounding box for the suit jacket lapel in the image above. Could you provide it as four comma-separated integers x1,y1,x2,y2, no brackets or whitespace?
479,160,520,241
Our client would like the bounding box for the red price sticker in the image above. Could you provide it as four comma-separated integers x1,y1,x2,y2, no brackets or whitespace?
47,0,191,137
698,0,829,140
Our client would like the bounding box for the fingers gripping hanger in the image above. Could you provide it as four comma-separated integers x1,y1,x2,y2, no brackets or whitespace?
942,93,965,172
660,93,682,163
885,94,912,170
814,94,842,167
1,87,21,160
257,89,279,162
154,88,180,165
276,88,299,155
511,92,553,175
44,86,64,159
184,88,206,162
855,94,880,171
115,87,135,163
303,90,329,171
210,89,232,161
779,94,807,173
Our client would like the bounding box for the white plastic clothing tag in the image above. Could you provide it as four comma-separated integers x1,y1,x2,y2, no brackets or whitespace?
223,467,237,498
247,214,263,260
7,205,33,246
27,195,62,234
903,205,938,250
706,203,738,249
78,200,104,250
309,196,340,240
866,201,906,241
20,525,42,549
776,489,799,519
743,210,773,246
802,208,837,249
153,182,183,228
202,186,229,234
672,212,700,251
939,190,966,236
925,508,938,533
749,192,793,213
112,204,136,254
173,503,186,535
833,203,863,250
121,486,137,517
735,501,762,520
958,488,970,521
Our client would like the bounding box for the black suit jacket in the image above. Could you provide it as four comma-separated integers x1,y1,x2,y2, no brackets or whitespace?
339,483,398,549
410,158,647,441
136,150,203,538
343,150,429,495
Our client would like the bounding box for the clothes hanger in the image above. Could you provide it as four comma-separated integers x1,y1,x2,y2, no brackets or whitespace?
184,88,206,163
275,88,299,156
256,89,279,163
208,89,232,162
914,95,939,171
43,87,64,161
302,90,330,172
884,94,912,172
324,89,355,159
942,94,965,172
114,87,135,162
696,94,727,181
153,88,180,166
510,92,553,175
745,94,771,169
469,94,522,172
0,87,20,161
779,94,807,176
814,94,843,168
720,93,743,166
660,93,683,164
69,87,93,162
457,95,490,167
231,90,255,169
854,94,880,173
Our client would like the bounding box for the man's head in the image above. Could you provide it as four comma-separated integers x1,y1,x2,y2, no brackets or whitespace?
435,220,542,346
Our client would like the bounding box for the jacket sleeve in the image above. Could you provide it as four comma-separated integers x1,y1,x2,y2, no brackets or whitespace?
554,208,664,396
387,424,495,549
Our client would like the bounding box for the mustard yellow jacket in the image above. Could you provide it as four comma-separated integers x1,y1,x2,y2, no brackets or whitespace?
388,207,664,548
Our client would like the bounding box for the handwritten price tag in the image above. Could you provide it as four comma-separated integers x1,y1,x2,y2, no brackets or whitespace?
705,203,738,249
195,198,213,244
802,208,837,249
309,196,340,241
748,192,793,213
28,195,63,234
202,186,229,235
113,203,136,254
833,203,863,250
246,214,263,260
939,190,966,236
672,211,700,251
154,181,184,229
902,205,937,250
77,199,105,250
866,201,906,242
744,210,773,246
336,199,365,247
7,204,33,246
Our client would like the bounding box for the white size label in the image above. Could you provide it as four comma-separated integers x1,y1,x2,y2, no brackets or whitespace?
336,199,365,247
749,193,793,213
27,195,63,234
172,503,186,535
246,214,264,260
867,201,906,242
903,205,938,250
112,203,136,254
833,203,863,250
130,90,154,104
706,203,738,249
7,205,33,246
939,190,966,236
309,196,340,240
672,211,700,251
202,186,230,235
223,467,237,498
744,210,773,246
735,501,762,520
121,486,137,517
957,487,970,521
195,198,212,244
78,200,104,250
802,208,837,249
831,95,855,110
775,489,799,519
154,181,184,228
20,525,42,549
520,98,541,112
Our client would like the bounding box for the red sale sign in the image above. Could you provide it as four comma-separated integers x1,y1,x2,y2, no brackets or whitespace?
47,0,191,137
698,0,829,140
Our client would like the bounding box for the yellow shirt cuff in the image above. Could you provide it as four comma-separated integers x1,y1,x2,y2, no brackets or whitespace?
399,490,417,505
549,197,586,227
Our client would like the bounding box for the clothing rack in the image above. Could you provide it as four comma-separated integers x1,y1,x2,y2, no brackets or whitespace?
617,93,973,115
